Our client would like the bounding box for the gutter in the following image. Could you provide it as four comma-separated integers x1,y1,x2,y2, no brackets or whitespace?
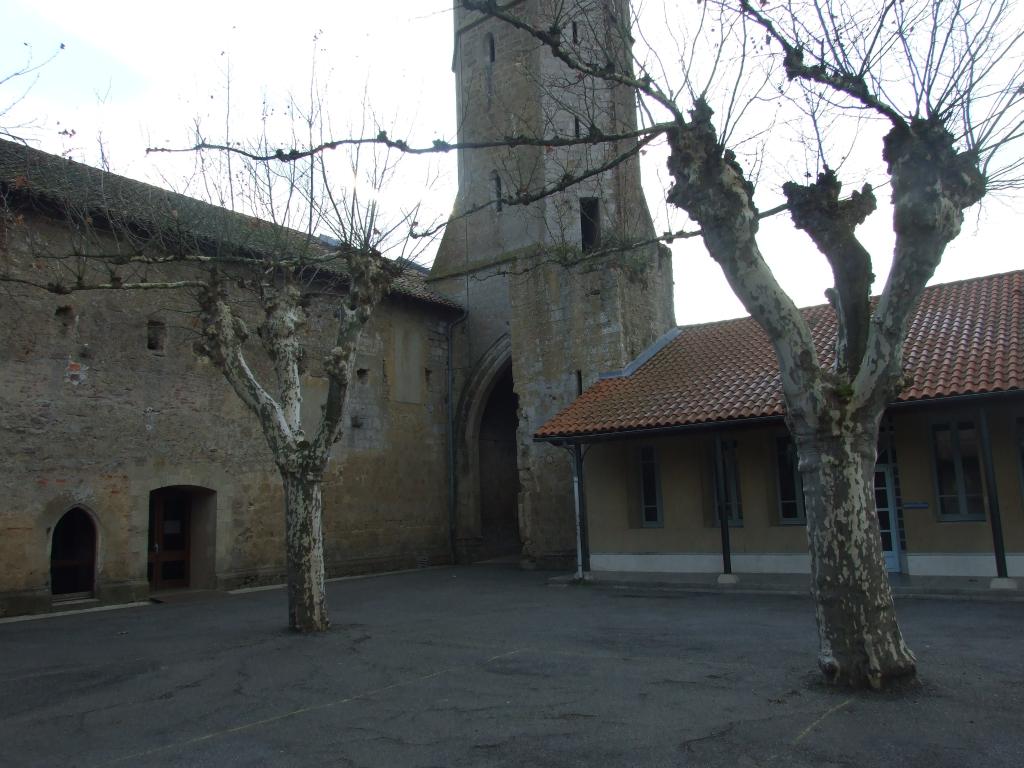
535,413,787,446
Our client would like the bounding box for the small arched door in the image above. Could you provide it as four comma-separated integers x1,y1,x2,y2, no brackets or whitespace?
50,508,97,597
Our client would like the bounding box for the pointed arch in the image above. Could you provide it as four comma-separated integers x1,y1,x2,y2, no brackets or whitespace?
452,334,521,561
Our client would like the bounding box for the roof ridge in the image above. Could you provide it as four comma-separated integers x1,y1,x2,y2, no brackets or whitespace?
598,328,682,379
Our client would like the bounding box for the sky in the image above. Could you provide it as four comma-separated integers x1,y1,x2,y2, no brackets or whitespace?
1,0,1020,326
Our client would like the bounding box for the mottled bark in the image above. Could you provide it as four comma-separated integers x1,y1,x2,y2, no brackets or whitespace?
794,426,916,689
852,119,986,413
281,469,329,632
664,102,824,419
657,93,997,687
783,172,875,376
196,254,394,633
663,101,919,688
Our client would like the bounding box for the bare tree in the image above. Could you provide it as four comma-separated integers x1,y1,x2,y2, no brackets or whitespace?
1,42,65,143
0,95,426,630
434,0,1021,688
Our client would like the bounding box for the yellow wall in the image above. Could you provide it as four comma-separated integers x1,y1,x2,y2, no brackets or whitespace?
585,425,807,557
892,399,1024,554
583,395,1024,575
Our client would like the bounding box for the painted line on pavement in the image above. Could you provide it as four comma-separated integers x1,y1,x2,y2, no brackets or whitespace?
95,647,523,766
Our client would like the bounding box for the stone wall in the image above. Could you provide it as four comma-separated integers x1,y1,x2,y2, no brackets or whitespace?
509,244,675,563
0,213,455,616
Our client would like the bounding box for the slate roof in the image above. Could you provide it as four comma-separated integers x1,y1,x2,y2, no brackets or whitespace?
537,270,1024,440
0,138,460,311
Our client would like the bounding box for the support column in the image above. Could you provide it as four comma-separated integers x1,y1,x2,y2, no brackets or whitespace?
575,443,590,574
978,410,1018,590
713,433,738,585
567,443,587,580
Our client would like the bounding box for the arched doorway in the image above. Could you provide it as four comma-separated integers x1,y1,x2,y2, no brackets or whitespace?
148,486,217,591
477,364,522,560
453,335,523,562
50,508,97,598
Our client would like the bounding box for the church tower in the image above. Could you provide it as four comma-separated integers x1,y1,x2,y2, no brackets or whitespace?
429,0,675,566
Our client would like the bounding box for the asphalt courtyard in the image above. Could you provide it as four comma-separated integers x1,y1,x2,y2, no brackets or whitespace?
1,566,1021,768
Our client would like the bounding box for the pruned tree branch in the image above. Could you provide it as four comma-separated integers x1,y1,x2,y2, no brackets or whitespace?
783,170,875,376
146,123,670,166
737,0,906,126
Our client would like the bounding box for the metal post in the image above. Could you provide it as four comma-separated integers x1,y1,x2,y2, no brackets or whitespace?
978,410,1009,579
575,443,590,573
568,444,585,580
713,433,733,575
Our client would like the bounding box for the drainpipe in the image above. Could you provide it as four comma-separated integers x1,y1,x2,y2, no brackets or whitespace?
977,409,1014,587
445,308,469,564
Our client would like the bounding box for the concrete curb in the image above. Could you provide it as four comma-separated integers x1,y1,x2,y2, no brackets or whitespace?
548,573,1024,602
0,601,151,624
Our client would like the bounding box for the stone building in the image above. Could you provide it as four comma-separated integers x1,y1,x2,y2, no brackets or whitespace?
432,0,675,565
0,138,463,615
0,0,674,616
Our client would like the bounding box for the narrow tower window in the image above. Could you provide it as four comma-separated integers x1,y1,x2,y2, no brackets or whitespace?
572,21,580,44
574,116,582,138
493,171,503,212
486,32,496,63
580,197,600,252
147,320,167,353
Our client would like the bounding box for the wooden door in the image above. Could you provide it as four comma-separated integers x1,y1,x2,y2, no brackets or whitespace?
148,490,191,590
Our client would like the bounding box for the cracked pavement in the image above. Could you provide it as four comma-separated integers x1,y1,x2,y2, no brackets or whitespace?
0,565,1021,767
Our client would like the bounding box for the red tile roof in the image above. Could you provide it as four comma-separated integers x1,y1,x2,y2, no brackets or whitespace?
536,270,1024,440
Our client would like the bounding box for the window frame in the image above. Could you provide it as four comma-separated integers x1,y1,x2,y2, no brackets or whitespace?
1017,417,1024,509
775,434,806,525
711,437,743,527
638,444,664,528
930,419,987,522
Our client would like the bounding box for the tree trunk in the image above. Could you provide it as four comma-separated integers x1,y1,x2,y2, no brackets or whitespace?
795,427,916,689
281,469,329,632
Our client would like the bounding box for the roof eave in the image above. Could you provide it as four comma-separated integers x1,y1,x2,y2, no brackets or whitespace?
535,388,1024,445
